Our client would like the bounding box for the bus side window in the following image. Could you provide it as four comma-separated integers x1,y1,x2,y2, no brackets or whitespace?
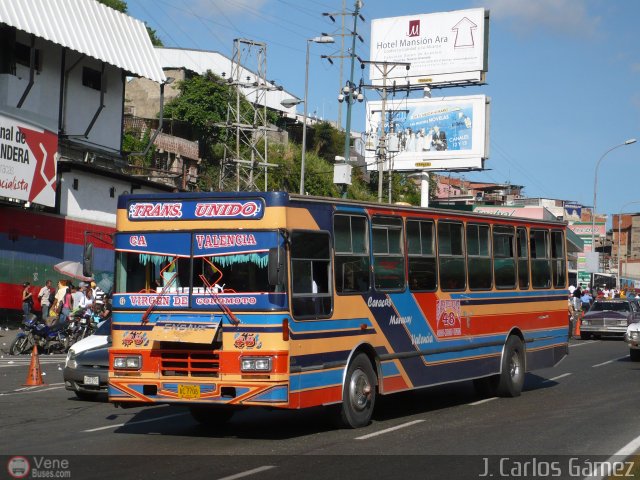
551,230,567,288
407,219,437,291
438,221,466,291
291,231,332,318
372,216,405,291
493,225,516,289
334,214,370,293
467,223,492,290
530,229,551,289
517,227,530,289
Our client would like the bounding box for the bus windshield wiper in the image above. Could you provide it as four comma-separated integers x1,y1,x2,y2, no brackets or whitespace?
199,274,240,325
141,275,177,324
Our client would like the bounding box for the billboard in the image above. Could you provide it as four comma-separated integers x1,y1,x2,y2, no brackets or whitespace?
370,8,489,86
0,114,58,207
569,222,606,239
364,95,489,171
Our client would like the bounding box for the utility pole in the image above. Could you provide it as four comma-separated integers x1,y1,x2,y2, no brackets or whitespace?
342,0,363,176
322,1,364,129
358,59,410,203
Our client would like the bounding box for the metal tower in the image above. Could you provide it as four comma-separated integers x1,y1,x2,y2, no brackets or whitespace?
219,38,277,192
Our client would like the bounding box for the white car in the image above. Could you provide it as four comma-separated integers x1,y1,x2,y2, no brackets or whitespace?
64,318,111,367
624,321,640,361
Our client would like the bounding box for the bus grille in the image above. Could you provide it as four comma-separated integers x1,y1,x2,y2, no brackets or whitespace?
159,350,220,378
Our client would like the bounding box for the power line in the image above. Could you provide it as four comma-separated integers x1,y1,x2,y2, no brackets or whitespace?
491,141,553,198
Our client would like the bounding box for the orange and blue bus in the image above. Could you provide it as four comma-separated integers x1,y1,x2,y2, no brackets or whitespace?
109,191,569,428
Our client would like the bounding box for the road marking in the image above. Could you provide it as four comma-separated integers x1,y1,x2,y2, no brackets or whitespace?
0,386,65,396
543,373,572,383
468,397,498,406
569,340,598,348
83,412,189,432
584,434,640,480
592,355,628,368
355,419,425,440
216,466,276,480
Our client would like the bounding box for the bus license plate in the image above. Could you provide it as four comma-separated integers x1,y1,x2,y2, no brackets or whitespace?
178,384,200,399
84,375,99,386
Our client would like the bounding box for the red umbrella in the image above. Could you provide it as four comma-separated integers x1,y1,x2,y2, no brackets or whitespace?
53,261,92,282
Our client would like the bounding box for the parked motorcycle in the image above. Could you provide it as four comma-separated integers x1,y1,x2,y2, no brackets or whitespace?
67,309,101,344
10,314,71,355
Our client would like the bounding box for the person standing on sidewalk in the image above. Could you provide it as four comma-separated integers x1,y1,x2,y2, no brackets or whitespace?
21,282,33,319
37,280,53,320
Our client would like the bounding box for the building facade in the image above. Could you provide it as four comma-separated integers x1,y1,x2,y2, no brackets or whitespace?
0,0,173,322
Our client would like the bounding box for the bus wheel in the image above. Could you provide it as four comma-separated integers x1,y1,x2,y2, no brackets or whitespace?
496,336,525,397
189,405,234,426
339,353,376,428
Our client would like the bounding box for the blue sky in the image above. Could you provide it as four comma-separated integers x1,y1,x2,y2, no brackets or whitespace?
126,0,640,218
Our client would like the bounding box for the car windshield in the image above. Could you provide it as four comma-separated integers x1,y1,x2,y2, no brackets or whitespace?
590,302,630,312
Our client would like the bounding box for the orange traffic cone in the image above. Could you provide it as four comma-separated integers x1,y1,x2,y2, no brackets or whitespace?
23,345,46,386
574,313,582,338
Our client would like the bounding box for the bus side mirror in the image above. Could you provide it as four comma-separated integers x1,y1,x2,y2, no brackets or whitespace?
268,246,285,286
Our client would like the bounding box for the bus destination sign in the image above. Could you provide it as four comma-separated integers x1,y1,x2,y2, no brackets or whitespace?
128,199,264,221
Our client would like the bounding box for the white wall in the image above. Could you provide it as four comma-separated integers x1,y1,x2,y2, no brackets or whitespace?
0,32,124,152
60,170,160,226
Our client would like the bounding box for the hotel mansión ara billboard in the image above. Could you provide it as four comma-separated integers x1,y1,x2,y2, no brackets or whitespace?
370,8,489,86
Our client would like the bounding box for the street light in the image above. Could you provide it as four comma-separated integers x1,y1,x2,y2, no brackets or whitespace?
298,35,334,195
591,138,637,254
616,200,640,289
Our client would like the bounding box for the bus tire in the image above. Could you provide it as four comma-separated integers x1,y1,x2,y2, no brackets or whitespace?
496,336,525,397
339,353,376,428
189,405,234,426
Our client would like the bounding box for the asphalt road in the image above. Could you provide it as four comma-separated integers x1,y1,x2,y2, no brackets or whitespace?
1,335,640,479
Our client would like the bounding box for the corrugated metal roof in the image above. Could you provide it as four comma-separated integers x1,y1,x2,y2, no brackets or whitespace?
0,0,165,83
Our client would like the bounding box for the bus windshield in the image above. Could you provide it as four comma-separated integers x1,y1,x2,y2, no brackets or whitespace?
114,231,279,295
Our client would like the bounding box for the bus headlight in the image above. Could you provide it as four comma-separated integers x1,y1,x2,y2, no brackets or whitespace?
240,356,272,372
114,355,142,370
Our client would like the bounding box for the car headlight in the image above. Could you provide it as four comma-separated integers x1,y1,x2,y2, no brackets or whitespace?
582,320,590,326
619,320,629,326
66,350,76,369
113,355,142,370
240,356,272,372
630,331,640,339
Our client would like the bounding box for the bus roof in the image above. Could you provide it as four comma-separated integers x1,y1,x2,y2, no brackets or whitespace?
117,191,567,228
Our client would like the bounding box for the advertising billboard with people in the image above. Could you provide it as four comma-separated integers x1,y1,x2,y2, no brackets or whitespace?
364,95,489,171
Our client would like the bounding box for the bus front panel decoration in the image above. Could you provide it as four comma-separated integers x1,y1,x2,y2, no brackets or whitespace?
109,192,569,429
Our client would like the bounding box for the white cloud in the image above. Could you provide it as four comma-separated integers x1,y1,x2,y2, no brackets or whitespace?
477,0,601,37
